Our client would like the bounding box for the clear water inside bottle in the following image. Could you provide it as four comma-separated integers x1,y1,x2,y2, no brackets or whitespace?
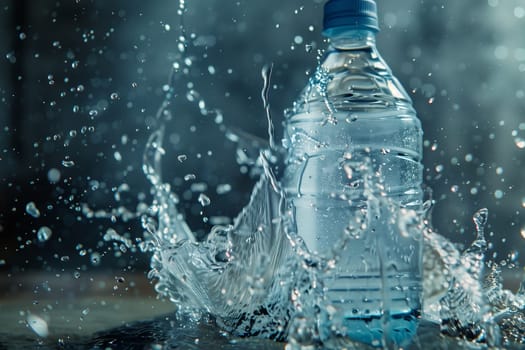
282,30,424,346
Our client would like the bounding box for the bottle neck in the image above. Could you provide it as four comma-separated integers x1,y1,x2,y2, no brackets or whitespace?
325,29,376,50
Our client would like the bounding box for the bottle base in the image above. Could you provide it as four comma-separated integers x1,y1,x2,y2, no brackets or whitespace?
320,310,420,348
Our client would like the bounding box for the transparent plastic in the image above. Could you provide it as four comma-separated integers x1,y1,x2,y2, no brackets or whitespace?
282,29,424,347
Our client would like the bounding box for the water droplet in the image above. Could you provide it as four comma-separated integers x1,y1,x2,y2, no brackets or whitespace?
210,216,231,225
81,308,90,316
110,92,119,100
343,164,353,179
104,228,118,241
184,174,196,181
216,184,232,195
47,168,61,183
513,6,525,19
190,183,208,193
177,154,187,162
26,202,41,218
198,193,211,206
37,226,52,242
27,314,49,337
115,276,125,283
62,160,75,168
515,137,525,149
90,252,101,266
71,60,79,69
114,151,122,161
5,51,16,63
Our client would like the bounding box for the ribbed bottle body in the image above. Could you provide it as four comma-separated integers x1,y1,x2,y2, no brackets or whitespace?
282,31,424,346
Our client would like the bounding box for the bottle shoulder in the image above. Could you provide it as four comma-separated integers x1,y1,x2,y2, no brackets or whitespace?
288,47,415,117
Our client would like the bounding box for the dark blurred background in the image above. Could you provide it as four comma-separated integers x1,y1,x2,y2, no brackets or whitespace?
1,0,524,284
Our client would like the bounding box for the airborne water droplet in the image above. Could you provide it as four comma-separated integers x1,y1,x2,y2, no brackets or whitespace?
184,174,196,181
515,137,525,149
216,184,232,194
27,314,49,337
62,160,75,168
198,193,211,206
114,151,122,161
37,226,52,242
90,252,101,266
26,202,41,218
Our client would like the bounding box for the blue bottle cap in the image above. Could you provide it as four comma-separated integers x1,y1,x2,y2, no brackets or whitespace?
323,0,379,36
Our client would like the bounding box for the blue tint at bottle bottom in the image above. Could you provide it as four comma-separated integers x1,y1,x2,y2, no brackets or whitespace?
320,309,421,347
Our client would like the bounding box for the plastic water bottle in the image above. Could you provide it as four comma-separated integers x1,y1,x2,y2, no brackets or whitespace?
282,0,423,346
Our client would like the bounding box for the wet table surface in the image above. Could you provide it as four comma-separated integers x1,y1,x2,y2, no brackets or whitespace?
0,271,285,349
0,271,522,349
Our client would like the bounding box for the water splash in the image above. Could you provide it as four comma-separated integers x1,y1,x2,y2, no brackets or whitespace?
122,39,525,346
437,208,489,342
77,2,525,348
133,90,512,347
261,63,276,151
420,208,525,348
137,92,525,349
